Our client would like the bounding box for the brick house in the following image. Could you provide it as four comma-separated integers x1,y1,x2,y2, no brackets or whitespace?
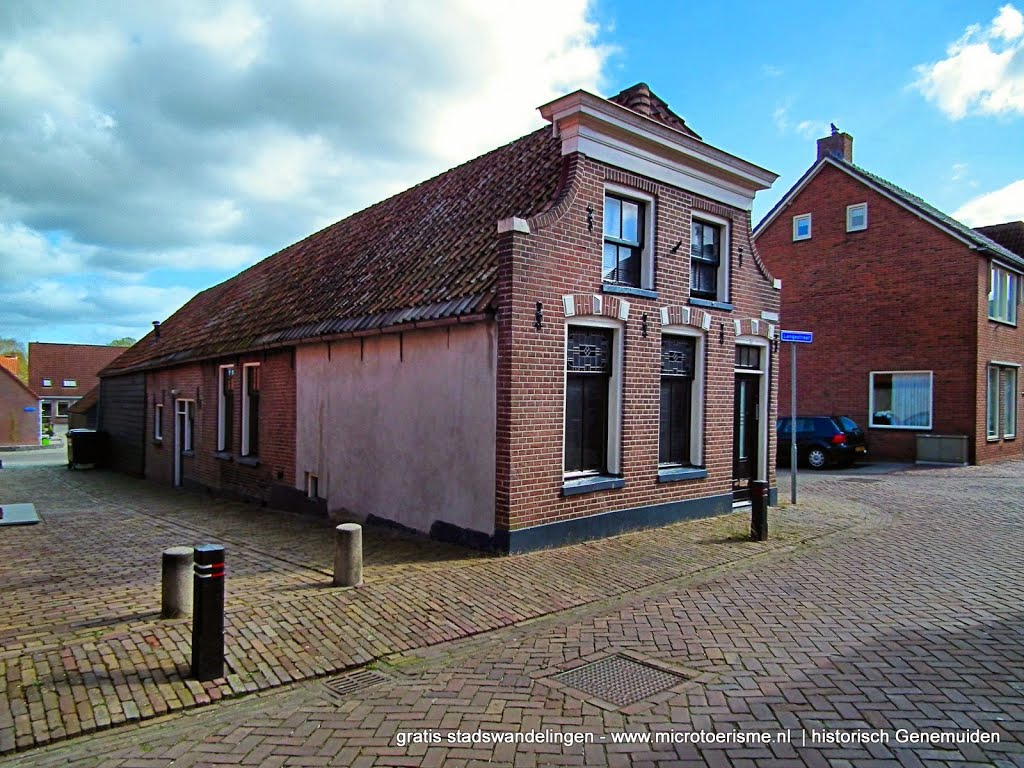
28,343,125,428
100,83,781,551
0,366,39,447
753,133,1024,464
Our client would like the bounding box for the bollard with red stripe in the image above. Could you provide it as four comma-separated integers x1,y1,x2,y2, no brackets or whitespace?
191,544,226,681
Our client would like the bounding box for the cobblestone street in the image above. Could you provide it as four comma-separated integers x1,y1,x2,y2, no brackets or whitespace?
2,460,1023,766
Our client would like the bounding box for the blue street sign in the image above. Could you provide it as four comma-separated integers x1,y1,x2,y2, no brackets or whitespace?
780,330,813,344
23,406,36,412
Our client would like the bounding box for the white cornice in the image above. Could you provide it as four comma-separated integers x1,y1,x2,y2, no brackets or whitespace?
539,90,777,211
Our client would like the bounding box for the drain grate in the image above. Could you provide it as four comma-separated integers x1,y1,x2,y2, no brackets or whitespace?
551,654,689,707
323,668,389,700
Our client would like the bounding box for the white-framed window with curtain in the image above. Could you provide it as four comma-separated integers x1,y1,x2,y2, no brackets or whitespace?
1003,367,1017,439
869,371,933,429
987,366,1000,439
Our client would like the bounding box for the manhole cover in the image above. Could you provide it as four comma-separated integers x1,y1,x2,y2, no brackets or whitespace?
323,668,389,700
551,654,689,707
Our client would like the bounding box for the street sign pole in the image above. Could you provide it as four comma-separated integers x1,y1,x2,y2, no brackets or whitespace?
791,343,797,504
779,330,813,506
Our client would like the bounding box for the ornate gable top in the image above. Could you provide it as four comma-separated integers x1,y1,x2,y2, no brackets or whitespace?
609,83,702,140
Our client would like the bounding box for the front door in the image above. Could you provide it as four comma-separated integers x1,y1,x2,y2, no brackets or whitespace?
732,373,760,501
174,399,193,487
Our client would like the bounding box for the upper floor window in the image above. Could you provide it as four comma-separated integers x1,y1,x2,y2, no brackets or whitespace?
603,194,644,287
846,203,867,232
41,379,52,387
792,214,812,241
690,218,727,302
63,379,77,387
989,264,1019,325
217,365,235,452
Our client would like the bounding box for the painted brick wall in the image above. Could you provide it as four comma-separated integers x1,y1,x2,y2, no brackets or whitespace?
144,348,296,500
754,162,1022,463
0,372,39,447
496,154,780,533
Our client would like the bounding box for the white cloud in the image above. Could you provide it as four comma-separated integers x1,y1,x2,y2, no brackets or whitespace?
914,4,1024,119
772,103,833,140
952,162,969,182
0,0,610,342
953,179,1024,225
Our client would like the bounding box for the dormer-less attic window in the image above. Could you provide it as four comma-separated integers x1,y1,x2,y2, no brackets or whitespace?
793,214,811,241
63,379,77,387
42,378,52,387
847,203,867,232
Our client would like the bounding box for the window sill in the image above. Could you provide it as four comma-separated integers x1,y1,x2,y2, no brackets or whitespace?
213,451,233,462
657,467,708,483
238,456,260,467
688,297,734,312
869,425,932,431
602,284,658,300
561,475,625,496
182,450,195,458
987,316,1018,327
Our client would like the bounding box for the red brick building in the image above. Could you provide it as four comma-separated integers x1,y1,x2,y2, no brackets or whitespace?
101,84,781,551
754,133,1024,464
28,342,125,427
0,366,39,447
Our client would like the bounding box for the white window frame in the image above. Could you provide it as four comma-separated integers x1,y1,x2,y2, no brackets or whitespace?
792,213,812,241
988,263,1019,325
603,183,655,291
690,210,731,304
241,363,260,457
846,203,868,232
42,379,52,387
217,364,234,452
659,327,706,468
987,365,1000,440
868,371,933,430
1004,367,1017,439
176,398,195,453
154,402,164,442
306,472,319,499
63,379,77,388
562,317,624,479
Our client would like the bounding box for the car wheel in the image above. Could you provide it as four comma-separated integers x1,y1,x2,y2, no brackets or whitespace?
806,447,828,470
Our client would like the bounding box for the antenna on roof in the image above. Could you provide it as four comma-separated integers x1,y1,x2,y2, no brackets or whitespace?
830,122,839,136
152,320,161,339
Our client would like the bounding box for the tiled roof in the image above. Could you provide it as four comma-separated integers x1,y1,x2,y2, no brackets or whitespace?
0,356,19,377
975,221,1024,260
104,127,565,376
609,83,701,139
28,343,125,397
756,157,1024,270
68,385,99,414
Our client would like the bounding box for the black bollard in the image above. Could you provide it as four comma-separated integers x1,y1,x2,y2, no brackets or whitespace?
191,544,226,681
750,481,769,541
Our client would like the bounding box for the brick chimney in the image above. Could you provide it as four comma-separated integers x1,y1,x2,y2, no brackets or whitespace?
817,128,853,162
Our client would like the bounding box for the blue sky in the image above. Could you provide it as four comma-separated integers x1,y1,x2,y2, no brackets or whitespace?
1,1,1021,345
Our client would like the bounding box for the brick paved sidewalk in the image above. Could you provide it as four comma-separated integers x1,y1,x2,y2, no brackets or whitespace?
0,466,878,754
6,460,1022,767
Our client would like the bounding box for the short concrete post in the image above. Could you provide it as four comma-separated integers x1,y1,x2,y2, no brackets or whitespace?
161,546,193,618
333,523,363,587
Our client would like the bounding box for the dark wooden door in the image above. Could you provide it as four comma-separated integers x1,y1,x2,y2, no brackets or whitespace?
733,374,760,501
